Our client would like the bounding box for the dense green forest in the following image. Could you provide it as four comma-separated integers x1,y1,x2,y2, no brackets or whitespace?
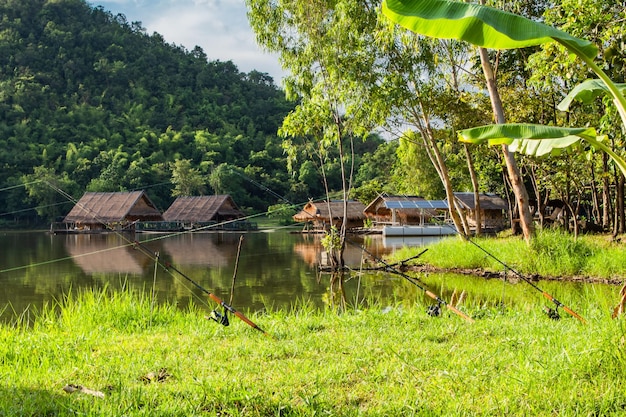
0,0,388,227
3,0,626,238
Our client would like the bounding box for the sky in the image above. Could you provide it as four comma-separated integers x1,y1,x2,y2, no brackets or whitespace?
88,0,286,83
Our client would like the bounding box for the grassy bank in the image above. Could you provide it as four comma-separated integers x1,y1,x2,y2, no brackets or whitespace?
390,229,626,282
3,286,626,416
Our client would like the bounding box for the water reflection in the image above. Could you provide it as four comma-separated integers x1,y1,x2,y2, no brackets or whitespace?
64,234,149,275
0,231,619,324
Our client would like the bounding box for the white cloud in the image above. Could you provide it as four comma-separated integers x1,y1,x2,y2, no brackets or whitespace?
89,0,286,83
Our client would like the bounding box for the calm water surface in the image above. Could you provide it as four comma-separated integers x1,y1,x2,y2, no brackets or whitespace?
0,230,617,323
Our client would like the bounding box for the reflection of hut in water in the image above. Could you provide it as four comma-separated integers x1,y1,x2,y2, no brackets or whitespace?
64,234,149,274
293,200,366,232
161,234,235,267
293,236,389,267
59,191,163,233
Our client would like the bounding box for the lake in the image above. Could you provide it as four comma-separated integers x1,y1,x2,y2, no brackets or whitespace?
0,230,616,324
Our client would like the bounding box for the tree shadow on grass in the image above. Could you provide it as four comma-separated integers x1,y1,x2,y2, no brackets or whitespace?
0,385,69,416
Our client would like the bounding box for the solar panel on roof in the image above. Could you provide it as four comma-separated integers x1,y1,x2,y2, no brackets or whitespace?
384,200,448,209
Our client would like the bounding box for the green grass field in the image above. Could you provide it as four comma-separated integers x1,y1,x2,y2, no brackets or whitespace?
2,282,626,416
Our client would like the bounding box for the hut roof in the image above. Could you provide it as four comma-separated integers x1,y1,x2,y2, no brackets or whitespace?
364,194,425,214
162,195,244,222
63,191,162,224
454,192,508,210
363,194,439,218
293,200,366,222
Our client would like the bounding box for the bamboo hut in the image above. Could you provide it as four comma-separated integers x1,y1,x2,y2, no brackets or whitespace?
292,200,366,232
162,195,250,230
60,191,163,232
453,192,508,230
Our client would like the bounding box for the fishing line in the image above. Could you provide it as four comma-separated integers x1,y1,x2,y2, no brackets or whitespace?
0,244,135,274
41,180,272,334
432,211,586,323
0,179,42,192
231,175,473,321
347,240,474,322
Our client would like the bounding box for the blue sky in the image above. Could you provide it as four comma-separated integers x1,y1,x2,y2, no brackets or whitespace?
88,0,285,82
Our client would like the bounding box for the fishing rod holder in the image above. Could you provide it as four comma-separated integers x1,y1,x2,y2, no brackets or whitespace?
209,309,230,326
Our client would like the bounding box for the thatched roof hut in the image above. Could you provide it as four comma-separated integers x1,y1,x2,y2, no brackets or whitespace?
293,200,366,231
62,191,163,231
163,195,245,225
453,192,508,229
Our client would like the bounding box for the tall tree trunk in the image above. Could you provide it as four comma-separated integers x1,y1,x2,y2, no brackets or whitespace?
418,110,469,236
603,153,613,230
589,159,601,227
528,165,545,228
464,143,482,236
478,47,534,243
613,170,625,236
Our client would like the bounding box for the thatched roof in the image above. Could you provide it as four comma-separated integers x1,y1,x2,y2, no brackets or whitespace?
163,195,244,222
293,200,366,222
63,191,163,224
454,193,508,210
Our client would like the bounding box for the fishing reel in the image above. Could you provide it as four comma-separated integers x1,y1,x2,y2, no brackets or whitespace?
427,302,442,317
544,306,561,321
209,308,230,326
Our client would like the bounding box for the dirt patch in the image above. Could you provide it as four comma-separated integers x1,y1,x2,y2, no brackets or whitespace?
401,263,625,286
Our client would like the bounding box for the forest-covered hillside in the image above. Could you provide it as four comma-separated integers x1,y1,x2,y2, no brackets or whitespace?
0,0,388,226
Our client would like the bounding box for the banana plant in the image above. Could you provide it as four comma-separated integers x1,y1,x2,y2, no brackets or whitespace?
457,123,626,178
381,0,626,173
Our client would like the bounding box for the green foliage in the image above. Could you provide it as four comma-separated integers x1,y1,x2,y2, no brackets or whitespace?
267,203,297,225
320,226,342,253
170,159,206,197
0,0,299,223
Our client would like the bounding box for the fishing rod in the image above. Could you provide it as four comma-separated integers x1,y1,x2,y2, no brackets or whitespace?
348,240,474,323
131,239,272,337
43,180,273,335
432,204,586,323
460,232,586,323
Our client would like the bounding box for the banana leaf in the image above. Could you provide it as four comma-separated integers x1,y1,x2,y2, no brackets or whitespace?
557,79,626,111
381,0,597,59
459,123,626,177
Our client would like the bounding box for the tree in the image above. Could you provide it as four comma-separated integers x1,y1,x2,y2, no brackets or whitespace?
170,158,206,197
22,166,78,222
381,0,626,243
247,0,383,269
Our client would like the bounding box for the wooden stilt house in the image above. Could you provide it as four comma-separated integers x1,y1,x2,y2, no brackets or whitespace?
453,192,508,230
59,191,163,233
161,195,253,231
292,200,367,232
